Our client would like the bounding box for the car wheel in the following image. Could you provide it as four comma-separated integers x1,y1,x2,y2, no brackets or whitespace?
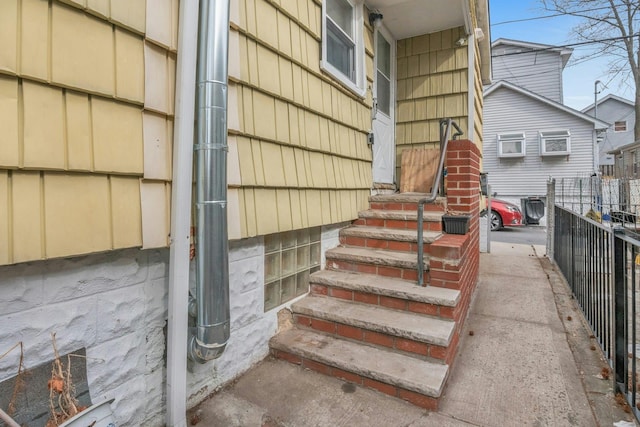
490,210,503,231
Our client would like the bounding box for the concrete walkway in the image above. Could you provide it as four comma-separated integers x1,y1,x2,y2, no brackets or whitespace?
190,242,636,427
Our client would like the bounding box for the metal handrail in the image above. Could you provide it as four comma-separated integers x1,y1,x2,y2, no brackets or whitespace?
417,118,464,286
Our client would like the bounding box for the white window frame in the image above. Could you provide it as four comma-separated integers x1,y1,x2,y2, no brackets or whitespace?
497,132,526,158
539,129,571,156
614,121,628,132
321,0,366,98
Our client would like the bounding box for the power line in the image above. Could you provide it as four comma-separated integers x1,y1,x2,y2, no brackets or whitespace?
492,3,638,26
492,34,639,58
492,6,608,26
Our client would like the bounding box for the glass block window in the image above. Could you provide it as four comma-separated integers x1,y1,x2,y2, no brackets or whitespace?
497,132,526,158
540,130,571,156
615,121,627,132
264,227,321,311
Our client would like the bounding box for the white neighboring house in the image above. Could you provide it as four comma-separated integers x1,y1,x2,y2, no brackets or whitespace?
483,39,609,226
581,94,635,175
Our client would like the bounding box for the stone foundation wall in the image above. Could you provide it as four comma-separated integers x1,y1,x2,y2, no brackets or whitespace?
0,248,169,426
0,224,344,426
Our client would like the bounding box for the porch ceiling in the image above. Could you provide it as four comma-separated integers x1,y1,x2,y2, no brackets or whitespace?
365,0,469,40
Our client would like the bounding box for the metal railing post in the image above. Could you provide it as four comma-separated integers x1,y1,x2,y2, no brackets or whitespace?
417,207,425,286
416,118,463,286
613,227,626,385
547,178,555,260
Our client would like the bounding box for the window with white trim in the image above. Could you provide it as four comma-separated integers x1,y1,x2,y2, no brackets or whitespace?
614,121,627,132
321,0,366,97
497,132,526,158
540,130,571,156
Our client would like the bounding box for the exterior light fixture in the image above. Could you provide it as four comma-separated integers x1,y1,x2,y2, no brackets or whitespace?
369,11,383,27
455,37,467,47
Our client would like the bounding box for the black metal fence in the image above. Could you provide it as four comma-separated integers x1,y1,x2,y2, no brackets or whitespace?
553,203,640,419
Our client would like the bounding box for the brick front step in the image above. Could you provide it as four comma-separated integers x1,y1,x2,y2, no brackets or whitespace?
292,296,455,361
339,226,440,254
270,328,448,410
309,270,459,320
325,246,426,282
369,194,446,213
354,209,443,232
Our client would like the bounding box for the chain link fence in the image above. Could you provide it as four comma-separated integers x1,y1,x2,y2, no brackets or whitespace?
556,177,640,229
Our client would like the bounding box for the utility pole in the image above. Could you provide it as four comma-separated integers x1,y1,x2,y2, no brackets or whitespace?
593,80,603,174
594,80,601,118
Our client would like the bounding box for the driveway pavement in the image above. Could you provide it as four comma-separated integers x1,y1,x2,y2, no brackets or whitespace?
490,225,547,246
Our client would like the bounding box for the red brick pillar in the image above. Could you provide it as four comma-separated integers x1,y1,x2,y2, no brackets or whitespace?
425,139,481,365
430,139,480,309
445,139,481,217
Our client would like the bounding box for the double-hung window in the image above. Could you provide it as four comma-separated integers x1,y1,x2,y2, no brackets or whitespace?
539,130,571,156
321,0,366,97
497,132,526,158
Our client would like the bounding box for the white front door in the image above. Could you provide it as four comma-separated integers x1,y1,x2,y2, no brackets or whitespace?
372,25,396,184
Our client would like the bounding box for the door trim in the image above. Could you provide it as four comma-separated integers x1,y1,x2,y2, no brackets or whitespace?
372,24,396,185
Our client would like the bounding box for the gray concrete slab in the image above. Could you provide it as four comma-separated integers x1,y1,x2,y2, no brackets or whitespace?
341,225,441,243
191,358,436,427
270,329,448,396
440,314,594,426
293,296,455,345
326,246,425,268
311,270,460,306
190,241,637,427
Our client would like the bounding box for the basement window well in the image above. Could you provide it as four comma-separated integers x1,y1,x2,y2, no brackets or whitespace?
264,227,321,311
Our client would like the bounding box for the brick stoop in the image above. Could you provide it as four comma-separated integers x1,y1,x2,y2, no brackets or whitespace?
270,140,481,411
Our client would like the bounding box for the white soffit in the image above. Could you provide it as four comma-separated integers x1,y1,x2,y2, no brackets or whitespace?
365,0,467,40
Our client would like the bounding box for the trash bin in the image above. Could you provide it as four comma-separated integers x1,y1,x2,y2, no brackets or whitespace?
520,197,545,225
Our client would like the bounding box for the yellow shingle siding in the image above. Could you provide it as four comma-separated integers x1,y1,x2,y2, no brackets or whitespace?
0,0,177,265
395,27,470,182
229,0,373,239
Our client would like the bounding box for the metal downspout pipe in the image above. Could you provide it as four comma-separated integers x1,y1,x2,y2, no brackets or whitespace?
188,0,231,363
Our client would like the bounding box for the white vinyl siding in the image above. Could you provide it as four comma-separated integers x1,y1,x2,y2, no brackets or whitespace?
492,46,564,103
483,87,595,196
583,98,635,166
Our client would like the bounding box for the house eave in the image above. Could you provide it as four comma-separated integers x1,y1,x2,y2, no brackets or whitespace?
485,80,611,129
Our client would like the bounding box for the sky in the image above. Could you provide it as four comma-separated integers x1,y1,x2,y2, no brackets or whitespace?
488,0,636,110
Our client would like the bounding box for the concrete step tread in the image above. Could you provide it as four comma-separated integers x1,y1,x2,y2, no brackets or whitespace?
310,270,459,307
271,328,449,398
293,296,455,346
369,193,447,204
341,226,441,243
326,246,427,269
359,209,443,222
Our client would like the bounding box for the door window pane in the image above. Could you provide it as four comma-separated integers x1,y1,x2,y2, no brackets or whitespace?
376,33,391,116
376,34,391,78
377,72,390,116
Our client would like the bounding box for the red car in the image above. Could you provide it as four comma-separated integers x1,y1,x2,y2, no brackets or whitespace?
488,199,523,231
